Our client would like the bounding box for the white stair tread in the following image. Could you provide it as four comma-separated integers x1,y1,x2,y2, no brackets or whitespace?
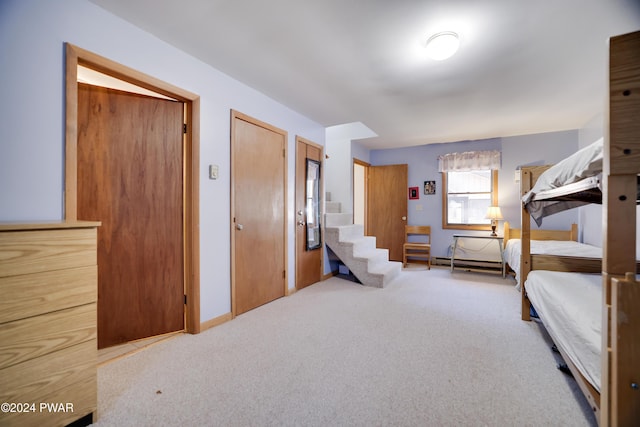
325,222,400,288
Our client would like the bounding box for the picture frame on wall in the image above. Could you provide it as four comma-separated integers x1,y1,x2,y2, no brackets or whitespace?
424,180,436,195
409,186,419,200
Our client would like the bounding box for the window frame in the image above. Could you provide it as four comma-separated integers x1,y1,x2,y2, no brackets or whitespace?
441,169,498,231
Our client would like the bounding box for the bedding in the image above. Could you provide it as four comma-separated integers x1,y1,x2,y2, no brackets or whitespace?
504,239,602,288
522,138,603,225
525,271,602,392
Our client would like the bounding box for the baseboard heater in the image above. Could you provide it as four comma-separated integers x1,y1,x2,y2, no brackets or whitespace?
433,257,503,271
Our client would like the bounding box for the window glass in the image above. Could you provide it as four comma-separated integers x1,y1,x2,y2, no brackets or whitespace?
443,170,496,229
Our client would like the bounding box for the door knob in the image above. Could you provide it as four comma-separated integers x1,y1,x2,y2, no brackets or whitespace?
297,210,303,216
402,216,407,221
297,221,306,226
236,224,243,230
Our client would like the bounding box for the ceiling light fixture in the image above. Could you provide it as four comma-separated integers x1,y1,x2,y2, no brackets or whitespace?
425,31,460,61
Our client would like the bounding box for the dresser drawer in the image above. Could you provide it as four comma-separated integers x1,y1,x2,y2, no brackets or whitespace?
0,303,96,369
0,228,97,278
0,340,97,427
0,266,97,324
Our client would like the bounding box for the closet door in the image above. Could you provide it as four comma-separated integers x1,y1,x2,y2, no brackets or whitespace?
77,83,185,348
232,111,287,315
367,164,408,261
295,137,322,290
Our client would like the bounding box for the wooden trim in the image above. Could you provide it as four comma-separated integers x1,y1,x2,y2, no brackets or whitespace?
230,110,288,317
231,110,289,137
296,136,323,150
65,45,79,221
185,99,201,334
200,312,233,332
322,270,339,281
285,287,297,296
64,43,200,334
441,170,498,231
230,111,237,317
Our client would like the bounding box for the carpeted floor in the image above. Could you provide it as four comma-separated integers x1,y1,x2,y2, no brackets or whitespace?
92,267,597,426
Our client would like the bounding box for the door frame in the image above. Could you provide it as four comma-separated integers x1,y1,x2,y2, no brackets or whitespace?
230,110,288,316
295,136,324,291
366,164,408,261
64,43,201,334
353,158,370,230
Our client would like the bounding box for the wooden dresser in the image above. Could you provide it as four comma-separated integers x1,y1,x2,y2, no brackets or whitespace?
0,221,100,427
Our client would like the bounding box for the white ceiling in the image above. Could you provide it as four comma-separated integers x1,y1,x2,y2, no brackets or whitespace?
89,0,640,149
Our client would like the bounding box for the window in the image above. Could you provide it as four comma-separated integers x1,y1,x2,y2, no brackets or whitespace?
442,169,498,230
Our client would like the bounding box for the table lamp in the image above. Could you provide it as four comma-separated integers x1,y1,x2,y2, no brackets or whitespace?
485,206,503,236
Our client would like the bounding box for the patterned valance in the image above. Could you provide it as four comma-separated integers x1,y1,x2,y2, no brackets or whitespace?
437,150,501,172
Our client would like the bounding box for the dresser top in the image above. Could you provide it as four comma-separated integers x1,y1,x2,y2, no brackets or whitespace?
0,221,101,231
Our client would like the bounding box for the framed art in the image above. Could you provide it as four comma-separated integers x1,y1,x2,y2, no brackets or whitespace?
409,186,419,200
424,180,436,195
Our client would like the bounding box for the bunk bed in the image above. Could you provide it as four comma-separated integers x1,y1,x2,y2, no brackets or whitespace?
503,222,639,289
502,222,601,287
519,30,640,426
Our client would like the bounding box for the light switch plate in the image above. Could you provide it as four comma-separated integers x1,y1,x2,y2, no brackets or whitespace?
209,164,219,180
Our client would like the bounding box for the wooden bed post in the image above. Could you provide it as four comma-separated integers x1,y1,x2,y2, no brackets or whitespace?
503,221,511,246
519,165,552,321
520,170,532,321
570,223,578,242
601,30,640,427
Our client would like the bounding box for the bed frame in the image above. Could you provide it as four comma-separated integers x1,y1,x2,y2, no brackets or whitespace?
520,31,640,426
502,221,597,278
503,221,578,246
509,212,639,284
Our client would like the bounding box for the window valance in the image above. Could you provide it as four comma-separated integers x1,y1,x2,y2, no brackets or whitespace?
438,150,501,172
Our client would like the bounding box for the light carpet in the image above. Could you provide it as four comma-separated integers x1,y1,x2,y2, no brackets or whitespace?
92,267,596,426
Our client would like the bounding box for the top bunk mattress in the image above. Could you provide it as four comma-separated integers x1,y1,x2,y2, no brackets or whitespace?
521,138,640,225
522,139,603,226
525,271,602,392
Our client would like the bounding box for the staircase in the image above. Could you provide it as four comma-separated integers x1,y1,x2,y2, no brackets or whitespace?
324,196,402,288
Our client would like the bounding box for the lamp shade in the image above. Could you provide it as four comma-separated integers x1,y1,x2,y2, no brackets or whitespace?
485,206,503,220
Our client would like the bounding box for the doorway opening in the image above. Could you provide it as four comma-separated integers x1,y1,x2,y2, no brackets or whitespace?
64,43,201,337
353,159,369,228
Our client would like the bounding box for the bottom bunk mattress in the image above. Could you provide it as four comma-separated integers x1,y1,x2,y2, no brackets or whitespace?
525,271,601,392
504,239,602,288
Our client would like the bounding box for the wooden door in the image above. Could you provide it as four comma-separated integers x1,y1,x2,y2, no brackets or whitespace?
77,83,185,349
232,112,286,315
367,164,408,261
295,137,322,290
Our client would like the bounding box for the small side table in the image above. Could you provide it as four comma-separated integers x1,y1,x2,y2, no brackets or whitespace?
450,234,505,278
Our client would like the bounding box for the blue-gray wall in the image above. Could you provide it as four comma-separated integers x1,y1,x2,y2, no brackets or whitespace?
370,130,580,257
0,0,326,323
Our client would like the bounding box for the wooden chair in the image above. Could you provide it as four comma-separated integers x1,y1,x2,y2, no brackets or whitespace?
403,225,431,269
